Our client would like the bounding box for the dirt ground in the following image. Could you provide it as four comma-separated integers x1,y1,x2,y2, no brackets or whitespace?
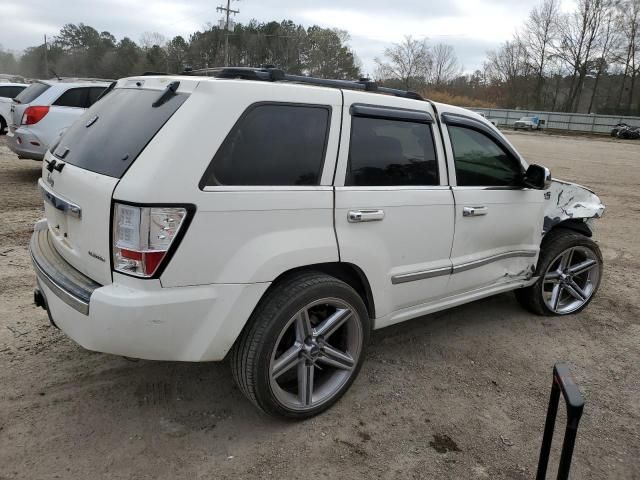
0,132,638,480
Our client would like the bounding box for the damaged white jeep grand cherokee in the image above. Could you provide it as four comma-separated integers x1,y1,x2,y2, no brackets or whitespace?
30,68,605,418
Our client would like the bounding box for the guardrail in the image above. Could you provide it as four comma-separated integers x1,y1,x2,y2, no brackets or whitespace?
472,107,640,134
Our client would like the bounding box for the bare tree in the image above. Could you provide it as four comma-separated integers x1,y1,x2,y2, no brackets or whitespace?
614,0,640,113
554,0,608,111
588,3,619,113
374,35,431,90
486,37,532,107
139,32,167,49
428,43,460,87
524,0,560,108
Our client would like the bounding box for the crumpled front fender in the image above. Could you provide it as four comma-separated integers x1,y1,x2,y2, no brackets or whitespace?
543,179,605,235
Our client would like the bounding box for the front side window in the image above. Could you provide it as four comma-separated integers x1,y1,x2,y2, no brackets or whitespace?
448,126,523,187
53,88,90,108
346,116,438,186
203,104,330,186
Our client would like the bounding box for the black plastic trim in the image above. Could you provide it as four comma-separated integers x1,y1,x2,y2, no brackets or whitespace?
350,103,433,124
198,101,333,189
110,200,197,280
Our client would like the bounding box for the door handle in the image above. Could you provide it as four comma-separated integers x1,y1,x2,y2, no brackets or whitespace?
348,209,385,223
462,206,488,217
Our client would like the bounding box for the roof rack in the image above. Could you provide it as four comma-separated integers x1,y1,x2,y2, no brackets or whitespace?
183,66,425,101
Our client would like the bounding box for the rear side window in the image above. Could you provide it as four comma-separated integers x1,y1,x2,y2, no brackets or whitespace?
0,85,26,98
53,88,90,108
346,116,438,186
202,104,330,186
53,88,188,178
14,82,50,104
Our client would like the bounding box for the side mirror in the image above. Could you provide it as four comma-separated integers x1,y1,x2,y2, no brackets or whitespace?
523,164,552,190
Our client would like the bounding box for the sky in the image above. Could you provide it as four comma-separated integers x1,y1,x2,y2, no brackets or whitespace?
1,0,577,75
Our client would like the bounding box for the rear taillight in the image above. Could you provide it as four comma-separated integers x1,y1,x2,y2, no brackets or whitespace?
21,106,50,125
112,203,190,278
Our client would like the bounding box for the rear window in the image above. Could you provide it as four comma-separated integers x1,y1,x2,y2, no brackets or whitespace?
53,88,188,178
0,85,26,98
14,82,51,104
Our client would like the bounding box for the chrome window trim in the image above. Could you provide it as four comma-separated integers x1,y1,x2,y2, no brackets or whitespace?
38,179,82,218
391,250,537,284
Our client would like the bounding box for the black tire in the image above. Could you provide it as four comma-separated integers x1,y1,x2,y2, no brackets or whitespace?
231,271,371,419
0,116,6,135
516,228,603,316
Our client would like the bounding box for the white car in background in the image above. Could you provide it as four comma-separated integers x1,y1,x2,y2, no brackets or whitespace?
7,79,110,160
0,82,27,134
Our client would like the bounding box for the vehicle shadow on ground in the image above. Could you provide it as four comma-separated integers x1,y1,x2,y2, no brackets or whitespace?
45,292,529,435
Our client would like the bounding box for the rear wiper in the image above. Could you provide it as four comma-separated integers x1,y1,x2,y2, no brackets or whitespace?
152,81,180,108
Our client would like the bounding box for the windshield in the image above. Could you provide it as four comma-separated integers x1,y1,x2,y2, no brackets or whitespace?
52,87,189,178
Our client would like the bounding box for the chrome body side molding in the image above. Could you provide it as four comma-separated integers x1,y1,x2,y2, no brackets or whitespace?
391,250,537,284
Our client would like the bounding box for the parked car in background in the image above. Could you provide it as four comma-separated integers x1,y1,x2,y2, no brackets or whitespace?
30,68,605,419
514,116,545,131
0,83,27,134
7,79,110,160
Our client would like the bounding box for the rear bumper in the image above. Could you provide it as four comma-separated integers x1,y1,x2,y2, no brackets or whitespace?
30,221,269,361
7,127,46,160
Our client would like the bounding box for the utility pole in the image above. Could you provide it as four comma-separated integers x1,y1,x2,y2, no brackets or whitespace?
217,0,239,66
43,35,49,78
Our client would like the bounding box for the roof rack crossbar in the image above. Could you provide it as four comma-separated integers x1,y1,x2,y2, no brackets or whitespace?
182,67,424,101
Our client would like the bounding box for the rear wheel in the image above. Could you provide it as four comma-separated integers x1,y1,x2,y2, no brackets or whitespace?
516,229,602,315
231,271,370,418
0,116,6,135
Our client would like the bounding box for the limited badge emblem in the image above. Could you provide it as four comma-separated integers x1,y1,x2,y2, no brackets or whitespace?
88,251,106,262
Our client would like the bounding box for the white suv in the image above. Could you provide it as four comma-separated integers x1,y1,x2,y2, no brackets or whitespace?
30,68,605,418
7,79,110,160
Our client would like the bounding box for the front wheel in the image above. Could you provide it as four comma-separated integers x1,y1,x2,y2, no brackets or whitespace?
231,271,370,418
516,229,603,315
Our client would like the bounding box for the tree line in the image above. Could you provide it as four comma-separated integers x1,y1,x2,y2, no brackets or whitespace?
0,20,361,82
0,0,638,115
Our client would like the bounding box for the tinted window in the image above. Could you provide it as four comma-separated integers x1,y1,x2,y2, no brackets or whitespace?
346,116,438,186
53,88,188,178
53,88,89,108
0,85,26,98
14,82,50,104
204,104,329,186
88,87,107,106
449,126,523,186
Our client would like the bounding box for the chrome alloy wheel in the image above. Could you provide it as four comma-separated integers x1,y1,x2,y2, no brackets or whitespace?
269,298,363,411
542,246,601,314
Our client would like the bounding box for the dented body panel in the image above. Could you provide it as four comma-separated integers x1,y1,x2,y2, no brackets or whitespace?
543,179,605,235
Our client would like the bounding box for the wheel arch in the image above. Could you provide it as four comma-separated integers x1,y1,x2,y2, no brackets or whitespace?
267,262,376,320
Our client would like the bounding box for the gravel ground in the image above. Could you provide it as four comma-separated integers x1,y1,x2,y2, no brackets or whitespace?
0,132,638,479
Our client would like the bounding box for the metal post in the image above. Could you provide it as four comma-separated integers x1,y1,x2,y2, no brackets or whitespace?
43,35,49,78
536,363,585,480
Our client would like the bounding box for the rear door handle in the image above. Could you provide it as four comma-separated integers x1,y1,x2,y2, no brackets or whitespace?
462,206,488,217
348,209,385,223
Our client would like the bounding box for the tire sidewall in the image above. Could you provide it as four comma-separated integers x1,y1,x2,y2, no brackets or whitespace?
252,278,370,418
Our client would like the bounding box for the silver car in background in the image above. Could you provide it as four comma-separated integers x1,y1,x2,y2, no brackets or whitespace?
8,79,110,160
